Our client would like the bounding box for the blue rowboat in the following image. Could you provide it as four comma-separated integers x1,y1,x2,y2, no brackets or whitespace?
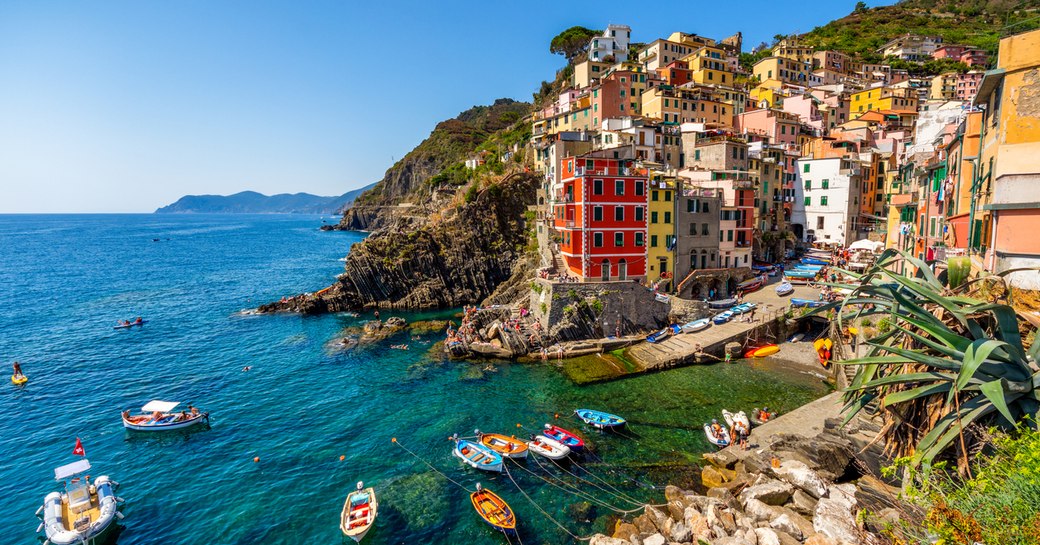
712,311,733,324
791,298,828,308
681,318,711,333
793,264,824,271
453,439,503,472
785,270,817,278
646,327,671,343
775,282,794,296
542,424,584,451
801,257,830,265
575,409,626,429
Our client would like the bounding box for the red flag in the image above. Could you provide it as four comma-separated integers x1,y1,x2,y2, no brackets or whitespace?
72,438,85,457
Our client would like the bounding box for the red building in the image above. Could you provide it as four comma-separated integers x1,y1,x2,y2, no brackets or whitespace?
554,154,649,281
657,60,693,86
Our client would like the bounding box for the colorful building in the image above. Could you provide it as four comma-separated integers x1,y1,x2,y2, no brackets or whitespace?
553,154,649,281
849,86,918,114
646,176,676,289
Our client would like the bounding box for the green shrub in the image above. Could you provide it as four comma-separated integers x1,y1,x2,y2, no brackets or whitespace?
463,183,479,203
530,282,542,294
589,299,604,314
877,317,892,333
567,289,578,300
563,305,575,315
540,303,547,314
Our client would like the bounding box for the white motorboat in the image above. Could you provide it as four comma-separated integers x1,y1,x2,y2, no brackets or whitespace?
527,434,570,460
122,400,209,431
340,481,378,542
722,409,751,431
37,459,123,545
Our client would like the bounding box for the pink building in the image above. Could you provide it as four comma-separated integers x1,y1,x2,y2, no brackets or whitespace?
959,49,988,67
734,109,800,147
780,94,825,132
932,44,966,60
956,71,984,102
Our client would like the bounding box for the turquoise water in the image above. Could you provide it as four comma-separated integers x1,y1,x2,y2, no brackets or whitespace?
0,214,830,544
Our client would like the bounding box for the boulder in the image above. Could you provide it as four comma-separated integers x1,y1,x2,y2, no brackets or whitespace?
645,505,671,534
754,528,781,545
633,513,657,535
813,497,861,544
703,448,741,469
827,483,858,509
670,521,691,543
743,528,760,544
589,535,629,545
718,509,737,533
804,534,838,545
702,465,730,488
769,511,816,540
790,488,819,516
715,537,754,545
773,529,802,545
708,486,735,502
743,498,782,523
641,533,667,545
684,507,711,540
773,459,828,498
684,494,724,512
612,521,639,542
739,479,794,506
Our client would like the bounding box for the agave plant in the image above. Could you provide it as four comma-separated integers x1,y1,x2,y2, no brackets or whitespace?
814,249,1039,471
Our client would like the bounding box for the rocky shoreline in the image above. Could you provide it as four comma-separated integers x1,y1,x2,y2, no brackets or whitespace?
590,396,904,545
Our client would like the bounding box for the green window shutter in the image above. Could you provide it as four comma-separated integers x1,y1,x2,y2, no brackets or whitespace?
804,180,811,190
822,179,829,189
821,196,828,206
804,196,811,206
803,164,810,173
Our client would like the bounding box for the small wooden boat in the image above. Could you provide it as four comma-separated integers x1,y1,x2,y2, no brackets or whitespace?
574,409,626,429
542,424,584,451
453,439,503,472
704,423,730,448
669,324,682,335
707,297,738,309
470,484,516,536
122,400,209,432
527,434,570,460
340,481,378,542
646,327,672,343
736,275,767,293
750,408,778,426
775,281,794,296
791,298,827,308
731,303,756,315
722,409,751,431
744,344,780,358
12,373,27,385
712,311,733,324
38,459,123,545
477,432,528,459
681,318,711,334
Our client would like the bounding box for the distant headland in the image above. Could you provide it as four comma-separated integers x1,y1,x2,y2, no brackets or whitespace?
155,185,374,214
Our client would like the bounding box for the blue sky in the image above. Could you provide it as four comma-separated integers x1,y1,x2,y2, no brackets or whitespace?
0,0,896,213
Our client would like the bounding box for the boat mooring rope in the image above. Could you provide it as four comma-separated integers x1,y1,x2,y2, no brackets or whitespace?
520,456,626,511
502,462,592,542
391,438,472,494
546,457,645,506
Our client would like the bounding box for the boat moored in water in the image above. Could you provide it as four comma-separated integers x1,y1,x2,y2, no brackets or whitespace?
38,459,123,545
452,438,503,472
477,431,528,459
340,481,378,542
542,424,584,451
704,422,730,448
121,400,209,432
574,409,626,429
527,434,571,460
470,484,517,535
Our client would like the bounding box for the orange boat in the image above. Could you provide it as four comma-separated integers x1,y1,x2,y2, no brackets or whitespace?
478,432,528,459
744,344,780,358
470,485,517,536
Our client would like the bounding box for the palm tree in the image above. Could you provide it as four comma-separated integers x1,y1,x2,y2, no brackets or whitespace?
819,249,1039,473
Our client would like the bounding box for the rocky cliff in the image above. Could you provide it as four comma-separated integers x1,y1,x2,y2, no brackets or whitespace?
259,171,539,314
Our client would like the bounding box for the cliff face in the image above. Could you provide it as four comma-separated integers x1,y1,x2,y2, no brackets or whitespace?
260,172,539,314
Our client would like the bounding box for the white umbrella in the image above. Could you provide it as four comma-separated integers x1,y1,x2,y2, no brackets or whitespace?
848,239,882,252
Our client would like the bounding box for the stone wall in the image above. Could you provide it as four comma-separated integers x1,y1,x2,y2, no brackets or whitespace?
530,278,670,342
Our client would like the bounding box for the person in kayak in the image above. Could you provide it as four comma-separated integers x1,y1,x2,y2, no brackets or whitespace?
133,317,143,324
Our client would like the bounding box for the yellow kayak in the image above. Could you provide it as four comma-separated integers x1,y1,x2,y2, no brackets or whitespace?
11,374,27,385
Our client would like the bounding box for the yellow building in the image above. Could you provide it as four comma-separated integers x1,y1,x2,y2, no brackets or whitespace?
849,86,918,114
753,57,813,86
749,79,784,107
687,45,734,86
772,38,815,64
929,72,958,101
647,176,676,288
573,59,611,89
641,85,732,127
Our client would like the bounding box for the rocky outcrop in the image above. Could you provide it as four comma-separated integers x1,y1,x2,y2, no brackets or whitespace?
258,172,539,314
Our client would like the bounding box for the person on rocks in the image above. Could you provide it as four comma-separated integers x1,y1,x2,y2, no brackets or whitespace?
734,420,749,450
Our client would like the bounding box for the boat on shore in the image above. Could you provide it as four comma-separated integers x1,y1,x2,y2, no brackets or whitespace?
38,459,123,545
731,302,756,315
751,408,778,426
470,484,517,536
722,409,751,431
707,297,738,309
121,400,209,432
575,409,626,429
813,338,833,367
681,318,711,334
542,424,584,451
744,344,780,358
528,434,570,459
477,432,528,459
704,423,730,448
646,326,673,343
791,298,827,308
340,481,377,542
452,438,503,472
712,311,733,324
736,275,767,293
775,281,794,296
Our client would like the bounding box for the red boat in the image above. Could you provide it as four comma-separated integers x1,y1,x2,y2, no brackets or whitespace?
542,424,584,451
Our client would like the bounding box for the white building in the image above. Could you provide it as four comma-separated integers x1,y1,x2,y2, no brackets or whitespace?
589,24,632,63
877,35,943,62
793,157,862,247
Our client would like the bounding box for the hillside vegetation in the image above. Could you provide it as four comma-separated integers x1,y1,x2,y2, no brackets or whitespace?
799,0,1040,59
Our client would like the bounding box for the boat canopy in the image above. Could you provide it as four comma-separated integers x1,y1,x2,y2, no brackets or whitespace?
55,459,91,480
141,400,180,413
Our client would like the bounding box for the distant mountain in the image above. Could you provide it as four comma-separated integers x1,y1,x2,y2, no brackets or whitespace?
155,185,375,214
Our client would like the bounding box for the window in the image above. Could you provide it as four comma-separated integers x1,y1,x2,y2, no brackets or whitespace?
687,199,696,212
651,211,658,223
635,233,644,246
594,232,603,247
664,191,672,202
615,206,624,221
635,207,644,221
614,232,624,247
666,235,675,248
593,179,603,195
803,163,810,173
821,196,829,206
635,181,644,196
702,223,709,235
651,190,658,201
731,147,737,159
804,179,811,190
593,206,603,221
663,211,671,223
804,196,811,206
727,230,733,241
822,179,829,189
651,234,658,247
817,216,825,230
689,223,697,235
694,150,701,161
615,180,624,195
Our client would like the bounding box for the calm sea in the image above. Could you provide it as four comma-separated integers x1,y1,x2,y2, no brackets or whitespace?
0,214,828,544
